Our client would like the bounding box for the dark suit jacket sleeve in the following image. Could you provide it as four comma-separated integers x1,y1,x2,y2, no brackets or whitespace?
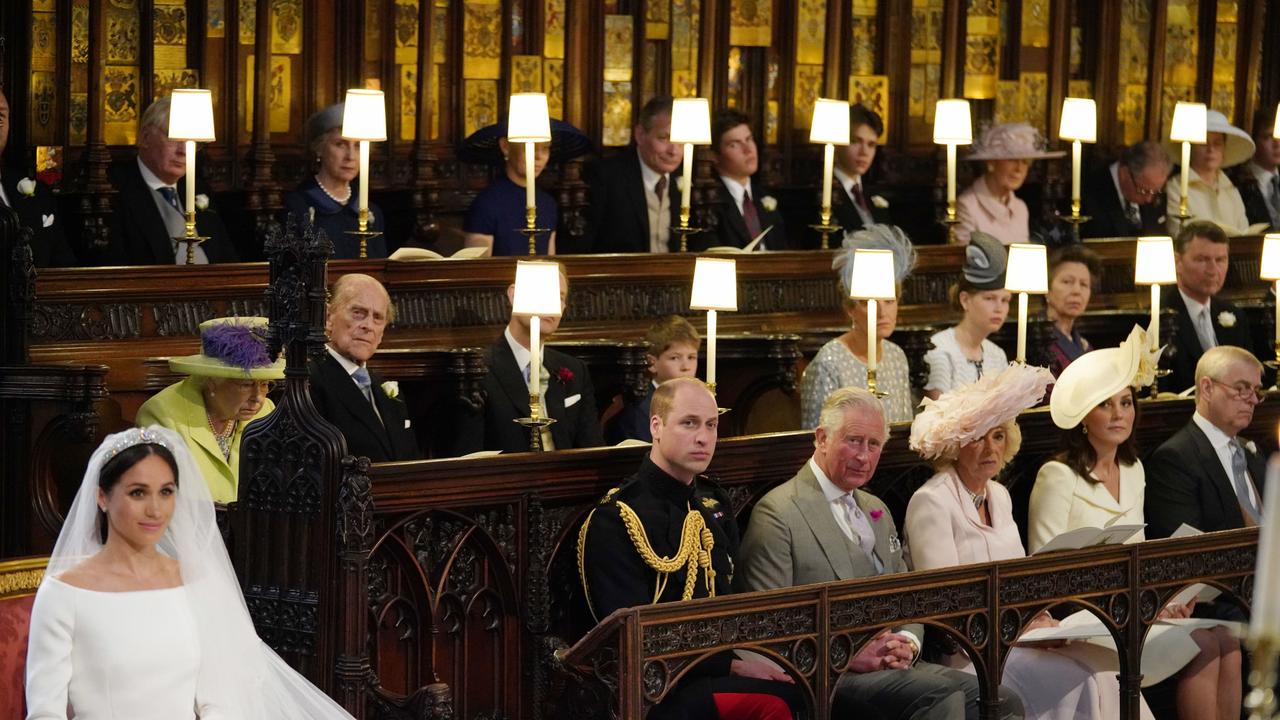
580,503,654,621
571,361,605,448
1144,441,1204,539
734,494,794,594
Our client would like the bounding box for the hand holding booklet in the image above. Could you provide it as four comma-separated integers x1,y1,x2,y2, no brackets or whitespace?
1031,515,1145,554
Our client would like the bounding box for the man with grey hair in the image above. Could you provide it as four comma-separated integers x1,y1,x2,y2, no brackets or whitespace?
106,95,236,265
1146,345,1266,538
736,387,1023,720
1080,140,1171,238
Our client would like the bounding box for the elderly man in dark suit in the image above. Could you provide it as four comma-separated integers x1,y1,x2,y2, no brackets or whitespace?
1079,141,1171,239
581,96,683,254
695,108,786,251
105,95,236,265
0,88,76,266
736,387,1022,720
1163,220,1253,393
308,273,421,462
1146,346,1266,538
829,104,892,238
453,269,603,454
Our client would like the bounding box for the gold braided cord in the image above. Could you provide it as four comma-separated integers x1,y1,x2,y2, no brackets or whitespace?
615,501,716,603
578,507,602,622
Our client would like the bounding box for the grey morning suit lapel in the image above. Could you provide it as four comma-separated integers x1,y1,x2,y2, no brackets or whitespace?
856,489,894,573
792,466,864,581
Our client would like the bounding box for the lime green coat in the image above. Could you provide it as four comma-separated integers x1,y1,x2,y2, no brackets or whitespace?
135,377,275,503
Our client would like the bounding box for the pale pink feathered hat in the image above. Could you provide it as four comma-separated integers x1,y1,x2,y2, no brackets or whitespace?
909,363,1054,460
967,122,1066,161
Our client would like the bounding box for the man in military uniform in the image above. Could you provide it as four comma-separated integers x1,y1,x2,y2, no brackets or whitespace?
579,377,802,720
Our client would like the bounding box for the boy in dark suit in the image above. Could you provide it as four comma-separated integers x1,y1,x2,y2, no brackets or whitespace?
605,315,700,444
308,273,421,462
453,268,604,454
695,108,786,251
829,104,892,238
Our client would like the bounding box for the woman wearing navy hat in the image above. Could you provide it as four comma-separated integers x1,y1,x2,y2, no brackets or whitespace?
923,232,1011,399
284,103,388,259
459,118,592,256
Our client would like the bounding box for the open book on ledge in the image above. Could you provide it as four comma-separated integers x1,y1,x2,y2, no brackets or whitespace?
1031,515,1145,554
704,226,772,253
389,246,492,260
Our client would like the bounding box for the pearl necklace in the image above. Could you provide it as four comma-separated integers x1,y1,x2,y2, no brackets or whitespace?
315,175,351,205
206,413,236,461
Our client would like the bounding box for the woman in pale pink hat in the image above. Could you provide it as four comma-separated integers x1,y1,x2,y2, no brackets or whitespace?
953,122,1065,246
1165,109,1256,236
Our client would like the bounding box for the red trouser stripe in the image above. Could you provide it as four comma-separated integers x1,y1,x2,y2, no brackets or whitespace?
712,692,791,720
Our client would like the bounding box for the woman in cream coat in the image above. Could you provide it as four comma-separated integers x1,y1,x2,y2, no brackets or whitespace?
906,363,1155,720
1033,328,1241,720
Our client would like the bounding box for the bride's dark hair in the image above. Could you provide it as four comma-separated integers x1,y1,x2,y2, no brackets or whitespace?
97,442,180,542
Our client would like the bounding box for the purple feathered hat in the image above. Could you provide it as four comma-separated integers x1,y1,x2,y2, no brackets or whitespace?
168,317,285,380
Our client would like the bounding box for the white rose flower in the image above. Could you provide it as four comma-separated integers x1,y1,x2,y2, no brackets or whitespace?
1217,311,1236,328
759,195,777,212
871,194,890,209
381,380,400,399
675,176,687,193
195,193,210,211
16,177,36,197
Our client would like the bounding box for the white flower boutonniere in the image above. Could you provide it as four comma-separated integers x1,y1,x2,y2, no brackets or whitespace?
1245,440,1259,455
15,177,36,197
194,193,210,211
759,195,777,212
675,176,687,193
1217,311,1236,328
381,380,400,400
871,194,890,209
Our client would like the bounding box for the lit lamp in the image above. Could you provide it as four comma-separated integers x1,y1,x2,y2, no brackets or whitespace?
1058,97,1096,226
809,98,851,250
1260,233,1280,367
849,249,896,396
933,99,973,243
690,257,737,395
1247,457,1280,720
1169,101,1207,221
1134,236,1177,396
1004,243,1048,364
341,89,388,258
507,93,553,255
671,98,712,252
511,260,562,451
167,89,215,265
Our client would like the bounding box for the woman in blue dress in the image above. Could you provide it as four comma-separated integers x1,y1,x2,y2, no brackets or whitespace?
284,103,388,259
459,118,591,256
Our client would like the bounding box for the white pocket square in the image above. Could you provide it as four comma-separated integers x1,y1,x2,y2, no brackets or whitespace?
404,419,411,429
42,213,54,227
564,393,582,408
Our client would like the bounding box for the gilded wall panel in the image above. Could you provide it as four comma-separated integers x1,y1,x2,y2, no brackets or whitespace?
602,81,633,147
1212,1,1238,119
463,80,499,136
400,65,417,142
29,72,56,145
208,0,226,38
1068,80,1092,99
671,0,701,85
70,94,88,145
1118,0,1153,145
1020,72,1047,133
154,69,200,103
33,0,54,9
545,59,564,118
106,1,140,64
153,2,188,70
545,0,566,58
244,55,292,134
1021,0,1049,48
239,0,255,44
1161,0,1198,134
103,66,140,145
909,0,943,142
673,70,698,98
793,64,823,129
727,47,743,108
395,0,419,65
511,55,543,92
272,0,303,54
434,0,449,64
364,0,382,65
995,80,1021,123
796,0,826,65
730,0,772,47
604,15,634,82
963,0,999,99
31,11,56,73
642,42,658,101
850,75,890,142
463,0,502,80
71,2,89,64
646,0,670,40
850,11,877,77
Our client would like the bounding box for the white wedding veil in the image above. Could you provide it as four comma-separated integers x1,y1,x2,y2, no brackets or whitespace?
45,426,354,719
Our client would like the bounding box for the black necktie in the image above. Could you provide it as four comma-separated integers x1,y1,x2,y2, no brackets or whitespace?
742,189,762,238
851,183,870,212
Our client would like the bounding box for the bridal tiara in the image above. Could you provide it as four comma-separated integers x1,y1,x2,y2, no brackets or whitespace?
106,427,171,458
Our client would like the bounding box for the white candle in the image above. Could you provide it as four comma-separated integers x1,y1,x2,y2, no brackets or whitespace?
1274,281,1279,348
866,299,878,373
358,140,370,215
946,143,957,207
184,140,196,218
1016,291,1028,363
681,143,694,213
706,309,717,388
1150,284,1161,351
524,141,536,211
528,314,540,397
821,143,834,212
1071,139,1082,213
1180,141,1191,216
1250,455,1280,638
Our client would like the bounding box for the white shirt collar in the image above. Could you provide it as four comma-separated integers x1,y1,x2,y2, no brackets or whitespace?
326,345,363,375
637,147,665,193
1192,410,1235,449
504,326,532,372
809,457,852,504
137,157,175,192
1178,287,1211,319
719,175,753,210
1108,162,1131,208
1248,160,1279,188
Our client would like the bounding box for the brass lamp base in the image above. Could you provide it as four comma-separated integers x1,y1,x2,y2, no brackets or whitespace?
866,368,889,399
942,216,962,244
343,229,384,260
809,221,842,250
515,393,557,452
1148,367,1172,399
675,222,703,253
1245,635,1278,720
514,225,553,255
172,233,211,265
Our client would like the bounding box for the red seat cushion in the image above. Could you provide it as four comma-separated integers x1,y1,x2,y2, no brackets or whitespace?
0,595,36,720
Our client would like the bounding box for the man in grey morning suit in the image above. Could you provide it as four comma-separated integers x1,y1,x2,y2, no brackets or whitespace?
735,387,1022,720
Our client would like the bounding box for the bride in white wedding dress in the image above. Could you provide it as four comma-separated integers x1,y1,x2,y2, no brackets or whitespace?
24,426,354,720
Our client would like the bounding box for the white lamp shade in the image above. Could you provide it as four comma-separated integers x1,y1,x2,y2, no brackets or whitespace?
1134,236,1177,285
1262,234,1280,281
1058,98,1097,142
506,93,552,142
1274,102,1280,140
670,98,712,145
848,249,897,300
690,257,738,311
1005,243,1049,293
1169,102,1207,143
932,99,973,144
342,89,388,141
511,261,563,317
809,98,851,145
167,89,216,142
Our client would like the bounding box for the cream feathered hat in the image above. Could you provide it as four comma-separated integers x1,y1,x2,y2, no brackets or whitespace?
1049,324,1162,429
909,363,1054,461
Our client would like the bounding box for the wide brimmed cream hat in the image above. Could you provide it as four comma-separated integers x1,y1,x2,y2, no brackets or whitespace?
909,363,1054,461
169,317,285,380
968,122,1066,161
1165,109,1255,169
1049,325,1161,429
